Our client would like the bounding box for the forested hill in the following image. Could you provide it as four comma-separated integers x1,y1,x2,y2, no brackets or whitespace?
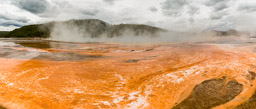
1,19,165,38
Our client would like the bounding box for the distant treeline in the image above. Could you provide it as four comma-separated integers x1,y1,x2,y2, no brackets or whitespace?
0,19,165,38
0,31,9,37
0,24,51,38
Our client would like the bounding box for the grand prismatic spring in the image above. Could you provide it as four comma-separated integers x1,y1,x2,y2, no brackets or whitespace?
2,0,256,108
0,38,255,109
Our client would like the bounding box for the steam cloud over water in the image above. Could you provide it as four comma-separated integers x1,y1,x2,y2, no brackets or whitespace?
48,19,250,43
47,19,220,43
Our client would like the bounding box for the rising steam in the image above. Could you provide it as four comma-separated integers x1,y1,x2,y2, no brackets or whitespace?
48,18,254,43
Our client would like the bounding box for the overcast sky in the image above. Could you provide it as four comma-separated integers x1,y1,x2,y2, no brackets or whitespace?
0,0,256,32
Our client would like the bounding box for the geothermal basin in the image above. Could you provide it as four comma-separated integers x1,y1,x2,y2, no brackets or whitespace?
0,38,256,109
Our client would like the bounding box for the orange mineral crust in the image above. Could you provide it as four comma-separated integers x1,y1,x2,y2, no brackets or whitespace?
0,43,256,109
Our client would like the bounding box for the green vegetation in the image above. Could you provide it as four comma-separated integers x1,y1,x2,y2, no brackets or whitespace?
2,19,165,38
106,24,164,37
3,24,50,38
0,31,9,37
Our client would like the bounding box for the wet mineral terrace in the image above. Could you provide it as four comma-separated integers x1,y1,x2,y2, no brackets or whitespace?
0,38,256,109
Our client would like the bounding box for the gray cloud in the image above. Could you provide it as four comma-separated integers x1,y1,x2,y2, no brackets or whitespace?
81,9,99,16
204,0,231,12
214,3,228,12
161,0,188,16
203,0,233,30
149,7,158,13
237,4,256,12
104,0,117,5
161,0,199,17
210,11,228,20
213,22,234,31
0,17,28,27
0,13,29,28
0,22,23,27
12,0,50,14
204,0,229,6
187,5,199,16
52,0,71,8
0,14,29,23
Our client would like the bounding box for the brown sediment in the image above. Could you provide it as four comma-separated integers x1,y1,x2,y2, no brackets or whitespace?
16,41,51,49
0,106,6,109
144,49,154,52
236,90,256,109
172,78,243,109
235,71,256,109
125,59,141,63
248,71,256,80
